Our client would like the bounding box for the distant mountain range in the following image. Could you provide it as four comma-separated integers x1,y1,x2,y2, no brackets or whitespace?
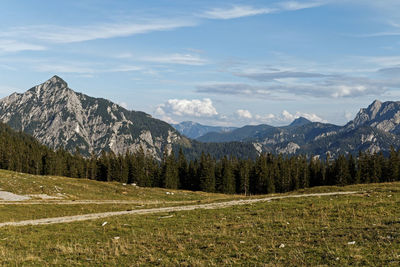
0,76,400,159
172,121,237,139
194,100,400,157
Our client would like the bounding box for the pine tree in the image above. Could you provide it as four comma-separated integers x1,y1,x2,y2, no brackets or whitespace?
177,149,189,189
388,147,399,182
235,159,250,195
199,153,216,192
161,151,179,189
221,156,235,194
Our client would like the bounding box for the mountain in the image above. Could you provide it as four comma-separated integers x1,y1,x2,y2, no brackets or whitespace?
197,118,319,144
1,77,399,160
172,121,237,139
197,124,279,143
346,100,400,134
288,117,312,128
197,102,400,158
0,76,189,159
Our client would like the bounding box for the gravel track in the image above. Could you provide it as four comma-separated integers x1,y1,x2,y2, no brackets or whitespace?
0,191,358,228
0,200,196,205
0,190,30,201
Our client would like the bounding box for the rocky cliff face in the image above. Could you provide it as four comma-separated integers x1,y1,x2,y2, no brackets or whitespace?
0,76,187,159
347,100,400,133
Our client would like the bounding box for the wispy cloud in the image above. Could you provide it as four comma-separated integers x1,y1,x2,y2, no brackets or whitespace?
0,39,46,53
34,62,144,74
201,6,275,20
143,53,208,66
0,64,16,71
201,1,327,20
34,63,96,74
360,56,400,67
354,32,400,38
110,65,143,72
236,71,328,81
196,83,272,97
279,1,327,11
378,66,400,76
196,75,391,99
1,19,196,44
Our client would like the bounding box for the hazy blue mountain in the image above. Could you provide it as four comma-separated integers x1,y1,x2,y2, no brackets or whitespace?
197,102,400,158
287,117,312,128
172,121,237,139
197,124,279,143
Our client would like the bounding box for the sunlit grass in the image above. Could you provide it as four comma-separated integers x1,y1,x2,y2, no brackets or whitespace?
0,173,399,265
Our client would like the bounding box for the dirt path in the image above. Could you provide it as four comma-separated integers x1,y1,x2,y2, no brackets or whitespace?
0,191,358,228
0,199,198,205
0,190,30,201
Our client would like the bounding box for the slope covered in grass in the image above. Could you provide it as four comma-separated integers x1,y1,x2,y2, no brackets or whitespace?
0,180,399,265
0,169,236,202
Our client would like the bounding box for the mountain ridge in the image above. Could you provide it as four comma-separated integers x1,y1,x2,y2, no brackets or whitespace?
196,101,400,158
172,121,237,139
0,76,188,159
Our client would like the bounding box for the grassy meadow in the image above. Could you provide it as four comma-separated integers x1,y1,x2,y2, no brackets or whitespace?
0,170,399,266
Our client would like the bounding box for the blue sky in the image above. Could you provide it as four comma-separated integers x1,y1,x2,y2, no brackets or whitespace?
1,0,400,126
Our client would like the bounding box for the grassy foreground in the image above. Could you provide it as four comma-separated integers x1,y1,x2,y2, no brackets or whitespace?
0,170,399,265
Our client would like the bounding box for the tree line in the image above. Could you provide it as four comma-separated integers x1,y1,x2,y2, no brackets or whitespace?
1,122,400,194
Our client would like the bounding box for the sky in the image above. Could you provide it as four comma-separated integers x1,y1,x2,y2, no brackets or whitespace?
1,0,400,127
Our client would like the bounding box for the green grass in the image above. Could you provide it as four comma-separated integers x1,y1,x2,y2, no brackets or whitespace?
0,169,242,223
0,169,399,266
0,169,238,202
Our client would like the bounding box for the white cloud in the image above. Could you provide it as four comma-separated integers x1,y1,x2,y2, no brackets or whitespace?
360,56,400,67
254,114,276,122
236,109,253,119
202,5,275,20
35,63,95,74
156,98,218,118
236,110,326,125
1,20,196,44
280,1,327,11
110,65,142,72
0,39,46,53
143,53,208,66
34,62,144,74
119,102,129,109
198,74,391,99
280,110,327,123
0,64,16,71
201,1,327,20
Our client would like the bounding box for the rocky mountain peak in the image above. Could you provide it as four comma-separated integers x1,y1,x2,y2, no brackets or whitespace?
0,76,185,159
28,75,69,97
347,100,400,134
49,75,67,85
368,99,382,120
